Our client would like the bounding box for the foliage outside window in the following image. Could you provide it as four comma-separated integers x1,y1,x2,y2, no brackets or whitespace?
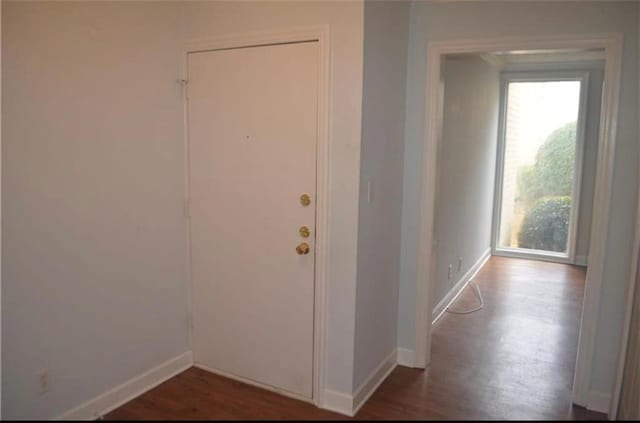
517,122,576,252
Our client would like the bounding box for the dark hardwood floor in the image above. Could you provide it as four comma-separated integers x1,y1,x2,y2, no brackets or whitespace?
107,256,605,420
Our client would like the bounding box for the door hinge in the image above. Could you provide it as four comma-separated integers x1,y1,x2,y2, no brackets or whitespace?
177,79,189,99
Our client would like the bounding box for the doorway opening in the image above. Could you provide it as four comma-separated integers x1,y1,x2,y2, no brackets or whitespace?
413,34,624,418
427,50,602,415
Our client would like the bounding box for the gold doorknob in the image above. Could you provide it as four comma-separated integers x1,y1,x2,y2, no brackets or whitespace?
296,242,310,255
299,226,311,238
300,194,311,206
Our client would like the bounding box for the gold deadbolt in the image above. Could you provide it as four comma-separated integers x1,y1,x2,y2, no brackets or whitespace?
296,242,310,255
300,193,311,206
299,226,311,238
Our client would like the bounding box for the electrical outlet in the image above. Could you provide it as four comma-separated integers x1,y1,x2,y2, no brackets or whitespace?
37,369,50,395
458,257,463,272
447,264,453,280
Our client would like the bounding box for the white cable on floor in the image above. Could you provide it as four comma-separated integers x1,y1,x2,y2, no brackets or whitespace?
446,280,484,315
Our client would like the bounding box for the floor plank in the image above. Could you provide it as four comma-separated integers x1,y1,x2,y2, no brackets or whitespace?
106,256,605,420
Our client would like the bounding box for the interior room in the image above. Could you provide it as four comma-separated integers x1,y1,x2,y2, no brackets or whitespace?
2,0,639,420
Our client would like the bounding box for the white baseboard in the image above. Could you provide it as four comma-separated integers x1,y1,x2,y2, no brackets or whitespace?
322,388,353,416
57,351,193,420
193,362,312,404
575,255,589,267
397,348,415,368
352,349,397,415
432,248,491,324
321,349,398,417
586,390,611,415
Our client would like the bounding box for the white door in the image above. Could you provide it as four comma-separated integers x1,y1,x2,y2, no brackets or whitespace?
187,41,318,399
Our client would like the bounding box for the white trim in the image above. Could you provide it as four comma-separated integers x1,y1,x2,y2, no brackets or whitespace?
609,176,640,418
493,248,574,264
491,70,589,264
57,351,193,420
575,255,589,267
432,249,491,325
321,389,353,417
414,34,624,416
184,26,325,54
397,348,416,368
587,390,612,415
321,349,398,417
182,25,330,408
352,349,398,416
572,34,622,413
193,363,312,404
500,50,606,65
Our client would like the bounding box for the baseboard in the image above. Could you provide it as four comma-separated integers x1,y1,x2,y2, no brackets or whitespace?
586,390,611,415
57,351,193,420
193,362,312,404
322,388,353,417
432,248,491,324
575,255,589,267
352,349,397,415
397,348,415,368
321,349,398,417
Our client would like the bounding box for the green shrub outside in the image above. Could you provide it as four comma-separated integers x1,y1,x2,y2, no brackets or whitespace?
517,122,576,252
518,196,571,252
518,122,576,205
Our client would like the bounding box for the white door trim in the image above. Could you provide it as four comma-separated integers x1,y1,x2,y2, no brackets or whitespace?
491,70,590,264
181,25,330,407
414,33,623,417
609,178,640,419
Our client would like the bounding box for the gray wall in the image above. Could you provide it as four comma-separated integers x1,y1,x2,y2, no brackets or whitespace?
433,56,500,307
2,2,189,419
354,0,409,390
398,0,638,400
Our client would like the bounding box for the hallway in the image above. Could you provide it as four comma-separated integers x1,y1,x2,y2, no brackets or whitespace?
107,257,604,420
356,256,602,420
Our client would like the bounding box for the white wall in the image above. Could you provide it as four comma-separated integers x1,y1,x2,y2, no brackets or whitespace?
433,56,499,305
2,2,365,417
179,0,365,396
354,0,409,390
398,0,639,401
2,2,189,419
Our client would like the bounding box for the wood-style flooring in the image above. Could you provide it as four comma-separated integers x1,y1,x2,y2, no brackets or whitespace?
106,256,605,420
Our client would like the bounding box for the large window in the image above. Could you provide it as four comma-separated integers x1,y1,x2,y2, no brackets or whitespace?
494,74,586,261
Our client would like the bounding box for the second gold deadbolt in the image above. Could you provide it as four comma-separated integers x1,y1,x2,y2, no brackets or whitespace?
299,226,310,238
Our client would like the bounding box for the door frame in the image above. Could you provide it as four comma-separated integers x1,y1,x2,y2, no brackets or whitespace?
181,25,330,406
491,70,590,264
413,33,623,415
609,175,640,419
